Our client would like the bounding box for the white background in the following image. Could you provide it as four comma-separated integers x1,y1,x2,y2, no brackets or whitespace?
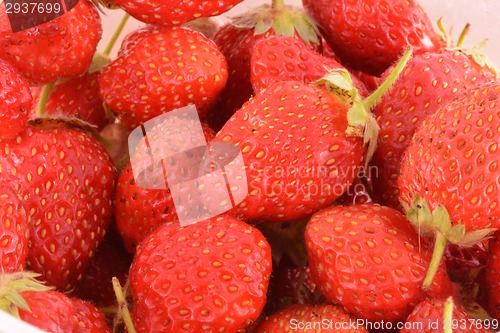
99,0,500,66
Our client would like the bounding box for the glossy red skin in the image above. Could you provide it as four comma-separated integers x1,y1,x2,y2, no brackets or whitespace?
0,121,116,291
19,290,80,333
250,36,368,96
72,298,112,333
0,59,32,140
399,82,500,231
0,0,101,85
130,215,272,332
100,26,228,130
208,23,321,131
305,204,451,322
112,0,244,26
114,122,215,253
73,228,132,308
486,232,500,320
255,304,369,333
372,50,496,211
42,71,111,130
401,298,490,333
214,81,364,223
0,186,29,273
302,0,442,76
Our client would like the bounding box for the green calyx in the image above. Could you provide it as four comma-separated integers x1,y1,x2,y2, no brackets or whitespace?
0,272,52,318
437,18,498,77
232,4,320,47
406,195,496,289
316,48,413,167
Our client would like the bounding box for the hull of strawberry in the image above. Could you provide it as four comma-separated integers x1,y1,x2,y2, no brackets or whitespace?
1,0,499,332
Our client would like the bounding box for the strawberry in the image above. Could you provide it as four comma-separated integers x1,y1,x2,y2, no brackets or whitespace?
72,298,112,333
72,228,132,309
486,231,500,320
398,81,500,289
114,120,215,252
0,186,29,273
250,35,368,95
37,71,112,130
213,47,414,222
401,297,490,333
305,204,452,322
0,59,33,141
129,215,272,332
111,0,244,26
302,0,442,76
0,119,116,291
371,48,496,210
99,26,228,130
18,290,80,332
207,1,321,130
214,80,365,222
0,0,102,85
254,303,368,332
0,272,110,332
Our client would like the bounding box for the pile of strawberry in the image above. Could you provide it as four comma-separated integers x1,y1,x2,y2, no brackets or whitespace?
0,0,499,332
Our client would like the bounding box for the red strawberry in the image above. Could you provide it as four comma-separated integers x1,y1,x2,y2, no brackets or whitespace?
0,272,110,333
72,298,112,333
302,0,442,76
250,35,368,95
0,59,32,140
398,82,500,289
401,297,490,333
99,26,228,130
18,290,80,332
0,0,102,85
112,0,244,26
129,215,272,332
39,71,112,130
486,231,500,320
213,80,366,222
371,49,496,210
0,186,29,273
254,303,369,333
207,2,321,130
305,204,452,322
114,120,215,252
72,228,132,308
0,119,116,291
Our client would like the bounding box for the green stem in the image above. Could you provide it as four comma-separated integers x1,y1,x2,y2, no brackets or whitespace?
112,277,136,333
272,0,285,10
103,13,130,56
423,231,447,289
36,81,55,117
456,23,471,48
363,48,413,110
443,297,454,333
